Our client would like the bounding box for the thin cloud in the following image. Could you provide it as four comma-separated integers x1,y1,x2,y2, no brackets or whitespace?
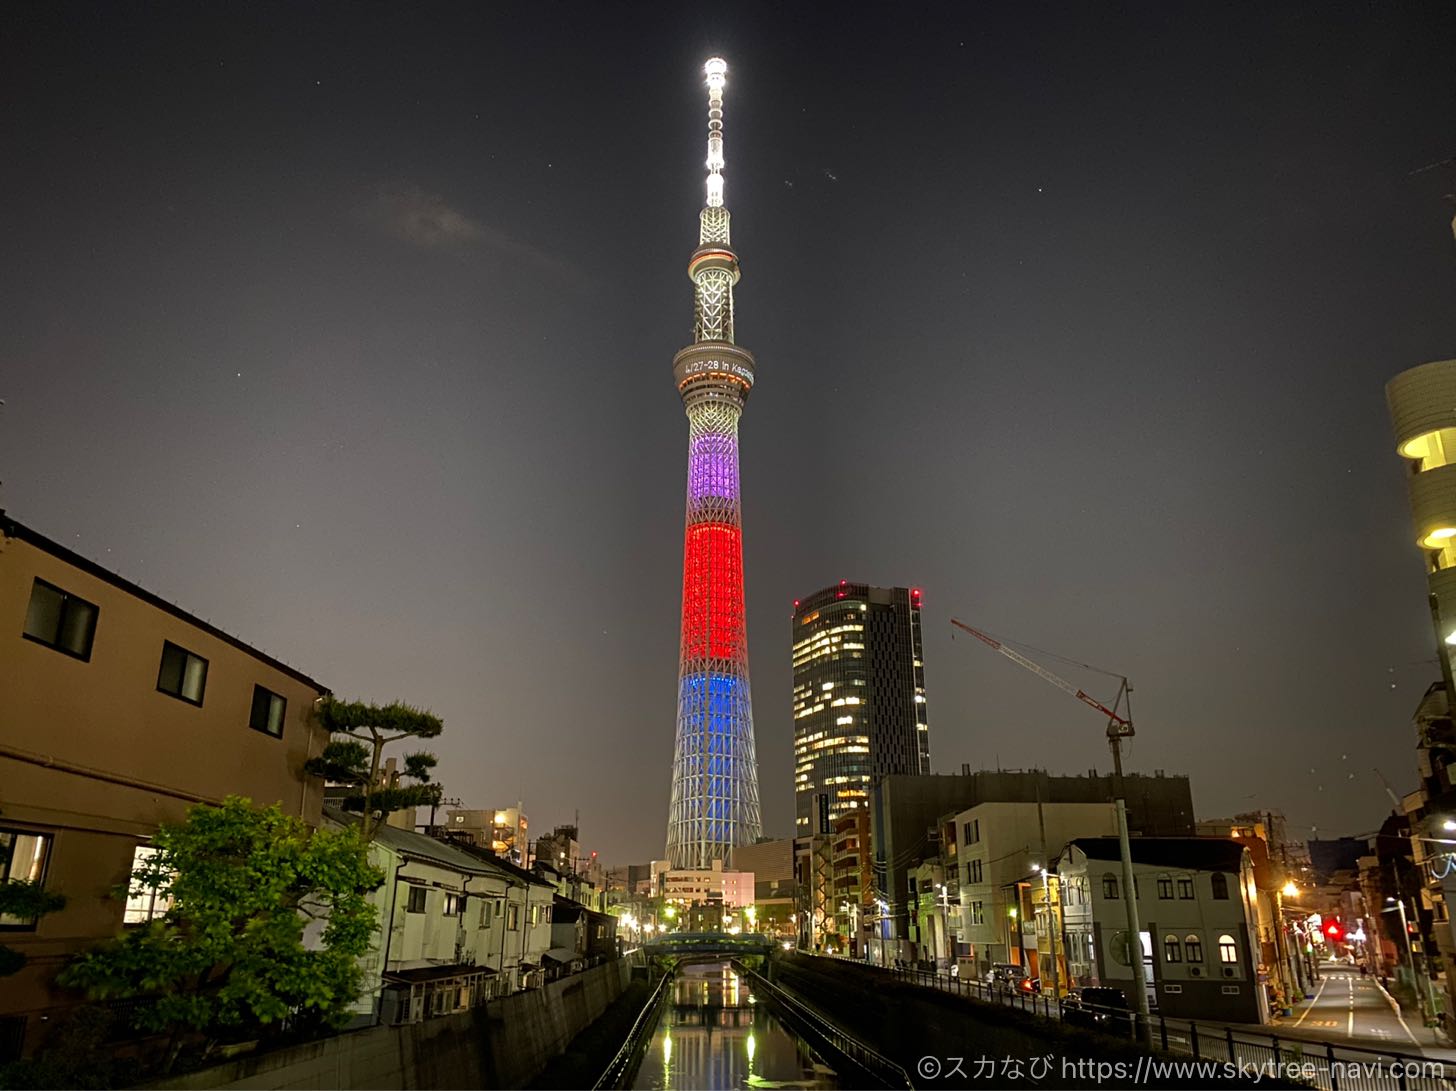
356,183,575,278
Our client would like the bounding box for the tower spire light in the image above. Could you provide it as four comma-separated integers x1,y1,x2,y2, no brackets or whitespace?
665,57,761,869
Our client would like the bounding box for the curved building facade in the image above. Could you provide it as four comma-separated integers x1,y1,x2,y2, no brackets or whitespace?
1388,358,1456,693
665,59,761,868
791,582,931,836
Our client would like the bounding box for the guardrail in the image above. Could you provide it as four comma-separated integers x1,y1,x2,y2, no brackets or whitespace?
885,963,1456,1091
592,967,675,1091
733,959,915,1089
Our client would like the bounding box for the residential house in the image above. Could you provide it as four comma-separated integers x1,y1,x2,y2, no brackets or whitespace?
1058,837,1266,1024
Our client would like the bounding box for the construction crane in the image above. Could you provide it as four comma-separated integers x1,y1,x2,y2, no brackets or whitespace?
949,617,1150,1040
949,620,1134,765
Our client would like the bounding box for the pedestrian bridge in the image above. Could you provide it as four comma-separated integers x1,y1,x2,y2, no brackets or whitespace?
642,931,775,957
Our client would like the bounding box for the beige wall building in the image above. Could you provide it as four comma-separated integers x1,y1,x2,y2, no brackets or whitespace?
0,513,330,1059
946,799,1119,978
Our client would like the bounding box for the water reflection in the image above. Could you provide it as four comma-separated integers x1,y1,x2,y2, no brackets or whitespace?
632,961,837,1090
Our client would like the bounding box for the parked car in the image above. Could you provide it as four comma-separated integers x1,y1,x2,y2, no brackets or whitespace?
1064,986,1132,1032
986,963,1027,991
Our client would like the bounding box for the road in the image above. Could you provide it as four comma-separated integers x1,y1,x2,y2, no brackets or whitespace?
1276,962,1456,1060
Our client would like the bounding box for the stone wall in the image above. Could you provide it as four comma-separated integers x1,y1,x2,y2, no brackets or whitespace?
146,959,631,1090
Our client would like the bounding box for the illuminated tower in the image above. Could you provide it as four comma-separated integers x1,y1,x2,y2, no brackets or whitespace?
665,58,761,868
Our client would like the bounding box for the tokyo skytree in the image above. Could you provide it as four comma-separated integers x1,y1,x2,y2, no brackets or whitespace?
664,57,761,868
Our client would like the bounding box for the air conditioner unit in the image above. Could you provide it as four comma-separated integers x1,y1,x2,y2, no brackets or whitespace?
1222,967,1235,978
1189,966,1202,977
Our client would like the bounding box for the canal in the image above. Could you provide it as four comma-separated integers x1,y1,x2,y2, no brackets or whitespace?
630,961,838,1090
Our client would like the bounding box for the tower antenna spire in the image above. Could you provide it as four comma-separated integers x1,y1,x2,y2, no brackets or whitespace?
704,57,727,209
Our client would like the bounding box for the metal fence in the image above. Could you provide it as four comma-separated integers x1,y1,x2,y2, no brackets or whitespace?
733,959,915,1089
886,964,1456,1091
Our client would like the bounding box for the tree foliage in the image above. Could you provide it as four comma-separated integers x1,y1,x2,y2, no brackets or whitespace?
58,797,382,1048
305,698,444,839
0,879,67,978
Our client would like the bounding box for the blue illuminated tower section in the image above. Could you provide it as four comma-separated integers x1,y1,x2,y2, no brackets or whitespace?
665,57,762,868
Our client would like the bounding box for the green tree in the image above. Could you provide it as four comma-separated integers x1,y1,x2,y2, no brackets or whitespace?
58,797,381,1068
0,879,66,977
304,698,444,839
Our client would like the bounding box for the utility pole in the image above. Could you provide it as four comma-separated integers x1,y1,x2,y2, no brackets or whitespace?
1108,695,1152,1046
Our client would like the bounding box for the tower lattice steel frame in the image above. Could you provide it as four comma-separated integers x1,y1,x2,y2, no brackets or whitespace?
665,58,762,868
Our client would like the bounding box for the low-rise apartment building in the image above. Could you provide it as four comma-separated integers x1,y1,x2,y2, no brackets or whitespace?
0,513,330,1059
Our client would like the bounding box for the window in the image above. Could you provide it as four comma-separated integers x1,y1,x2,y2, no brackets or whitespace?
1102,873,1119,899
1176,877,1194,900
1211,873,1229,900
1163,934,1182,962
965,819,980,844
479,901,494,929
968,859,983,884
157,641,208,705
970,901,985,925
407,887,428,913
1218,934,1238,963
122,844,172,924
1157,875,1173,900
1184,933,1203,962
0,829,54,928
249,685,287,738
443,893,464,916
507,903,520,930
23,579,98,661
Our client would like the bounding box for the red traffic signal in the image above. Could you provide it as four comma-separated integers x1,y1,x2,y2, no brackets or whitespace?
1324,921,1343,942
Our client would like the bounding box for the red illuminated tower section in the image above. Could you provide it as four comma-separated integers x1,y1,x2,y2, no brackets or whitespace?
665,58,761,868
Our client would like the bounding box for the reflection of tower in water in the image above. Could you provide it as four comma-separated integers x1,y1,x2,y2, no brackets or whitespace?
643,962,833,1090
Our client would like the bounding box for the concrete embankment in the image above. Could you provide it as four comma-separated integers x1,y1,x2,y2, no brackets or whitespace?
145,959,632,1090
770,954,1298,1088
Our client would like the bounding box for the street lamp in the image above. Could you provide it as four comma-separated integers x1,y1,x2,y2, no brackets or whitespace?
1281,881,1299,899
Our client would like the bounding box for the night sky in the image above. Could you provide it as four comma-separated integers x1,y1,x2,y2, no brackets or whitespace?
5,3,1456,863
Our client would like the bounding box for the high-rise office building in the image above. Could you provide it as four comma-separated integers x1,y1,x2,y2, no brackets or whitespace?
664,58,762,868
792,582,930,836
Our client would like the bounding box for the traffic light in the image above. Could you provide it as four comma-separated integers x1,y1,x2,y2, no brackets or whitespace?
1324,920,1344,943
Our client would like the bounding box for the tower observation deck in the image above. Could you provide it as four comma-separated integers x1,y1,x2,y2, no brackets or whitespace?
665,57,762,868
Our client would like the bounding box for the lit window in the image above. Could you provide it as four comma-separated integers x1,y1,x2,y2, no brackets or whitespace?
1218,934,1237,963
249,685,287,738
123,844,172,924
23,579,99,661
1163,934,1181,962
157,641,208,705
0,829,55,927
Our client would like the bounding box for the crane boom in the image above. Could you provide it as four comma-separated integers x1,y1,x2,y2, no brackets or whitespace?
949,618,1132,732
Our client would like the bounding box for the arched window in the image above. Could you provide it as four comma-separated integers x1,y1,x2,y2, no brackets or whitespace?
1218,934,1238,963
1157,874,1173,899
1102,873,1119,899
1211,873,1229,900
1163,934,1182,962
1184,933,1203,962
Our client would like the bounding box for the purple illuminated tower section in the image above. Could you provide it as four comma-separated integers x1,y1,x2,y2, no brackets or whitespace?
665,57,761,868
